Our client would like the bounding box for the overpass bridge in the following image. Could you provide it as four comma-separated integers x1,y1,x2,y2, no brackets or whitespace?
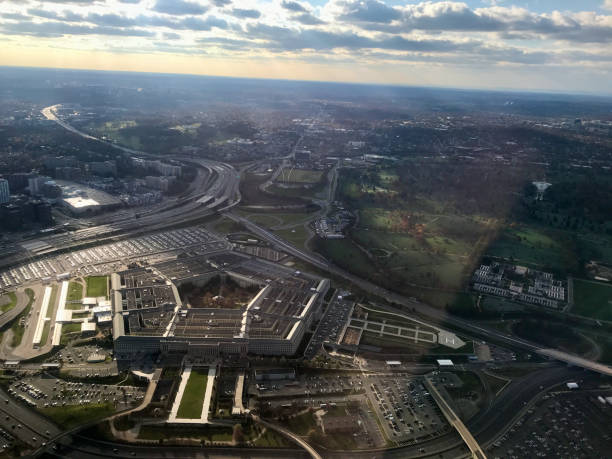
424,377,487,459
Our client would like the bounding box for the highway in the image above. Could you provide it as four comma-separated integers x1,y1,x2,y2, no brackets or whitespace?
0,105,241,271
424,377,486,459
227,212,612,377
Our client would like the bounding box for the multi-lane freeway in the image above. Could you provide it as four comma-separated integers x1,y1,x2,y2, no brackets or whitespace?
227,213,612,377
0,106,241,271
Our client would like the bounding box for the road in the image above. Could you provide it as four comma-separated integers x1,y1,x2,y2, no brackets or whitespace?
0,106,241,271
228,212,612,377
424,377,487,459
0,289,31,329
45,436,307,459
251,414,322,459
0,386,61,451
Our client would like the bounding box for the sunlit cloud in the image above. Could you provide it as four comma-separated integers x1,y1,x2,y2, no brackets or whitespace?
0,0,610,93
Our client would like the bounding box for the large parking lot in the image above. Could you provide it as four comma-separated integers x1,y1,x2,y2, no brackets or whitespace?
305,291,353,358
6,375,145,410
0,226,226,289
366,375,449,444
490,390,612,458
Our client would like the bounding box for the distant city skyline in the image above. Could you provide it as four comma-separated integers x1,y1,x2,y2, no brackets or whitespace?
1,0,612,94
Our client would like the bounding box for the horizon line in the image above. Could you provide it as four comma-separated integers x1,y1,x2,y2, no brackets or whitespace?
2,64,612,99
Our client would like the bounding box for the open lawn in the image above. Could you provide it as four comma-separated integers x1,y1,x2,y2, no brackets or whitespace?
210,217,247,235
10,289,34,348
572,279,612,322
60,323,82,345
245,212,315,228
177,368,208,419
486,225,575,272
285,411,317,436
138,423,258,442
239,172,309,207
0,292,17,313
512,319,594,357
38,403,114,429
67,282,83,302
274,225,310,249
277,168,324,184
316,175,496,300
86,276,108,299
360,331,474,355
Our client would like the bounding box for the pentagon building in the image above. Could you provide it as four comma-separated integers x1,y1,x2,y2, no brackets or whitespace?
112,251,329,366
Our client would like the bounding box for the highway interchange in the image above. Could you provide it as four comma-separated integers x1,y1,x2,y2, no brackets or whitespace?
1,105,609,458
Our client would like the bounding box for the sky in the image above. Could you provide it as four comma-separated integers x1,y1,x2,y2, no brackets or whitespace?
1,0,612,94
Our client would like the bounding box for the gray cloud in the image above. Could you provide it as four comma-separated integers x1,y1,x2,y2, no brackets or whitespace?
336,2,612,43
153,0,207,16
180,15,228,31
1,12,29,21
281,1,308,13
293,13,325,25
161,31,181,39
197,36,260,50
230,8,261,19
335,0,401,24
245,23,475,53
0,20,154,38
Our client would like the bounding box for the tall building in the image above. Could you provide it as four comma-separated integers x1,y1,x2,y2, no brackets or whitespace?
0,179,9,204
28,176,51,195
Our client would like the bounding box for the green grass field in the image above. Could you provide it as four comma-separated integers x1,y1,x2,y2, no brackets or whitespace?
360,332,474,354
85,276,108,298
486,225,574,272
177,368,209,419
285,411,317,435
277,168,324,184
0,292,17,313
572,279,612,322
67,282,83,302
60,323,82,345
10,289,35,348
316,176,495,298
273,225,310,249
244,212,314,228
38,403,114,429
138,424,243,442
512,319,594,356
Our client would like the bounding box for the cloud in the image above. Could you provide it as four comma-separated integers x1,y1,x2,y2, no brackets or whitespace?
604,0,612,12
353,2,612,43
197,36,260,50
161,31,181,40
230,8,261,19
246,23,475,52
1,12,29,21
0,20,154,38
211,0,232,6
179,15,228,31
293,13,325,25
153,0,207,16
281,1,308,13
333,0,401,24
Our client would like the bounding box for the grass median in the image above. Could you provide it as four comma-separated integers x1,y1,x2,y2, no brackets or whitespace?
176,368,208,419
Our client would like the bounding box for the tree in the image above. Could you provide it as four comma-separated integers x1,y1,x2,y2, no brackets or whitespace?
233,423,245,445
